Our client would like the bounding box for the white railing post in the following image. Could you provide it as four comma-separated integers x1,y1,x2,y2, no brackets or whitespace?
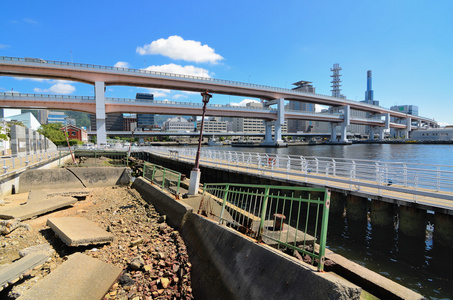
332,159,336,177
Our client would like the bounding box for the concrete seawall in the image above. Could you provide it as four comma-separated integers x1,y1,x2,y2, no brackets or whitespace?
132,177,362,299
19,167,131,193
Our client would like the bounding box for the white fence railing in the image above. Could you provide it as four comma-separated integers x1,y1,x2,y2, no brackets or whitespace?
140,147,453,206
0,150,64,176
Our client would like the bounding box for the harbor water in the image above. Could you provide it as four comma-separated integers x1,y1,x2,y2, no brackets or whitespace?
196,143,453,299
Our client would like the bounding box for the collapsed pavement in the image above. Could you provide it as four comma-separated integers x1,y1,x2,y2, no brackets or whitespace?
0,167,194,299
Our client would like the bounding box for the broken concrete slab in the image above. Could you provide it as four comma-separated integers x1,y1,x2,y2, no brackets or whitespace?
47,217,114,246
0,197,77,220
66,167,131,188
0,219,31,234
17,253,122,300
19,243,55,258
0,252,49,292
19,169,84,193
27,189,90,203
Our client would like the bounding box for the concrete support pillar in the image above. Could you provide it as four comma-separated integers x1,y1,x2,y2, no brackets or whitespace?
370,200,395,228
405,117,412,139
95,81,107,145
274,98,285,143
398,205,426,237
330,191,346,218
434,213,453,248
340,105,350,143
378,128,385,141
264,121,273,144
330,123,337,142
346,194,367,222
369,127,375,140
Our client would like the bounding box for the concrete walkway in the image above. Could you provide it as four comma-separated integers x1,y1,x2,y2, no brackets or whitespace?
164,152,453,212
18,253,122,300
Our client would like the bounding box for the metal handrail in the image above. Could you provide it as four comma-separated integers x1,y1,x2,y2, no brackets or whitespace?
0,149,64,176
141,147,453,204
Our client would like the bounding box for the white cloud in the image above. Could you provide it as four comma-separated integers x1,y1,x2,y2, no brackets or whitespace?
141,88,171,98
23,18,38,24
172,94,188,100
114,61,130,68
229,99,261,106
144,63,211,78
0,44,10,49
438,122,450,127
14,77,48,82
34,83,75,94
137,35,223,64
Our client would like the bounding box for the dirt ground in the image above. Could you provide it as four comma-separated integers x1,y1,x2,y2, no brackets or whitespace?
0,186,194,300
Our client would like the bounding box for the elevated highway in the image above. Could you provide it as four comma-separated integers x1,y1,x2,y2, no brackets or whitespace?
0,56,437,144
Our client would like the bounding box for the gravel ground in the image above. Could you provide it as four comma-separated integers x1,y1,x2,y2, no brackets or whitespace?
0,186,194,300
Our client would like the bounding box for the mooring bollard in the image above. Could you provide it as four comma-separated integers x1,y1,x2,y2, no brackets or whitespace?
273,213,286,231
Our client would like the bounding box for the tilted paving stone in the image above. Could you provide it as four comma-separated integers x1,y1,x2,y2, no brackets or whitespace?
0,253,49,292
47,217,114,246
0,197,77,220
17,253,122,300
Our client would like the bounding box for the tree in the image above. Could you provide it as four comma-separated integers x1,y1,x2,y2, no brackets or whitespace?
37,122,66,143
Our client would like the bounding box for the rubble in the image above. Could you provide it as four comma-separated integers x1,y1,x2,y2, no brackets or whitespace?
0,186,194,299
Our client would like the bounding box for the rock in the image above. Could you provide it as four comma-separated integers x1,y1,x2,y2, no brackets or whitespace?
130,238,144,247
119,273,135,286
19,243,55,258
157,215,166,223
160,277,170,289
130,256,145,270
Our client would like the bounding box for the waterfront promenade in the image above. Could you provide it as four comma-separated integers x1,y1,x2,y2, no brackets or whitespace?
142,147,453,213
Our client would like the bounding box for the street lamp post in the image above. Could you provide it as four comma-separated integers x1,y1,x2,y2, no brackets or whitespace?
188,91,212,195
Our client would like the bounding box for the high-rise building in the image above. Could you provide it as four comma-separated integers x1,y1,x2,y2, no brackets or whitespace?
90,113,124,131
361,70,379,106
136,93,155,129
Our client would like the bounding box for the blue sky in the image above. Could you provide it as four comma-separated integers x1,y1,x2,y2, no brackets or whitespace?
1,0,452,125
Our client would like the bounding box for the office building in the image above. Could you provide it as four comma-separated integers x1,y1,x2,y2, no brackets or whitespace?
163,116,193,132
288,81,316,133
197,117,228,133
390,105,419,116
90,113,124,131
136,93,155,130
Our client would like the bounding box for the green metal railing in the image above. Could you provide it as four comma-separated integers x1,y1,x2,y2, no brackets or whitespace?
143,162,182,196
60,150,129,167
201,184,331,271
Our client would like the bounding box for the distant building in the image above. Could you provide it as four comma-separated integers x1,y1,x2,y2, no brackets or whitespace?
0,109,22,118
163,116,193,132
288,81,316,133
136,93,155,130
1,112,41,130
123,116,137,131
390,105,419,116
37,109,48,124
47,111,66,124
47,111,75,125
60,125,88,142
411,128,453,141
90,113,124,131
197,117,228,133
